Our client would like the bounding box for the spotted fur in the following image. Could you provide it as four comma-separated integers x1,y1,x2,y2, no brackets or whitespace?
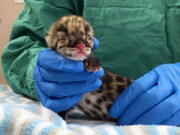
78,71,132,120
46,15,132,121
46,15,94,61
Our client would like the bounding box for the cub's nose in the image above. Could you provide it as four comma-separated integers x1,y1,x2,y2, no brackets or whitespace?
75,43,86,51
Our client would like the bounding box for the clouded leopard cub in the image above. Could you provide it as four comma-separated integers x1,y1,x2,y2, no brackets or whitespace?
45,15,132,121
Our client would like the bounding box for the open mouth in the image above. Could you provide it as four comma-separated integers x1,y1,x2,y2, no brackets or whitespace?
77,50,86,55
66,48,89,61
58,43,91,61
75,52,86,58
67,43,90,60
67,53,87,61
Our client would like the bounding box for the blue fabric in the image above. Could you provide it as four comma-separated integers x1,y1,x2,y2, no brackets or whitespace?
109,63,180,125
33,38,104,112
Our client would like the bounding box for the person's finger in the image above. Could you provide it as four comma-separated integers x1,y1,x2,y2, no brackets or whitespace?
119,78,173,125
39,67,104,83
109,70,158,118
92,37,99,50
38,49,84,72
39,79,102,97
37,81,82,112
160,109,180,126
45,95,82,112
34,67,82,112
132,94,180,125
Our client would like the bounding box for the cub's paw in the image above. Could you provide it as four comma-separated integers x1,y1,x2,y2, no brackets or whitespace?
83,55,101,72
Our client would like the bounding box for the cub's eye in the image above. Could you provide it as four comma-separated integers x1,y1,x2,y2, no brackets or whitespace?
88,37,93,40
80,31,85,35
59,37,66,41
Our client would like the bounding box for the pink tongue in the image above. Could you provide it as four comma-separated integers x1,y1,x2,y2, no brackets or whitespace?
75,43,86,51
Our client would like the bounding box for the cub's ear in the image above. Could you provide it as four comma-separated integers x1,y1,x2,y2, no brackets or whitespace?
45,33,58,50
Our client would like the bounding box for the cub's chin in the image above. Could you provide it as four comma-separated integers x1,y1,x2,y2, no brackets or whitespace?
66,51,89,61
67,55,87,61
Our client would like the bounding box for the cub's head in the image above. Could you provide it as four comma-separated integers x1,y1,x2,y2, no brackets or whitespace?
45,15,94,61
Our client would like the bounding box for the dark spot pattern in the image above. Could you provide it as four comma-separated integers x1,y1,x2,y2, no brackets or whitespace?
116,76,125,82
102,95,108,101
93,104,102,111
102,113,108,118
83,111,92,116
106,104,112,111
90,110,99,116
106,84,113,90
96,98,103,104
46,15,94,58
97,90,103,93
106,92,115,101
102,74,113,84
127,79,132,85
85,99,91,105
117,84,126,92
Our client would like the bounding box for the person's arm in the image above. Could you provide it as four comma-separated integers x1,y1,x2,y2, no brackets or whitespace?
1,0,83,100
39,0,84,30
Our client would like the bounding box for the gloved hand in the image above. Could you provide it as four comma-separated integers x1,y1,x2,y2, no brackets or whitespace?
109,63,180,125
33,38,104,113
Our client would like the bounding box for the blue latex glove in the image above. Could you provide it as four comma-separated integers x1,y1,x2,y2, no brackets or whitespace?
109,63,180,125
33,38,104,113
